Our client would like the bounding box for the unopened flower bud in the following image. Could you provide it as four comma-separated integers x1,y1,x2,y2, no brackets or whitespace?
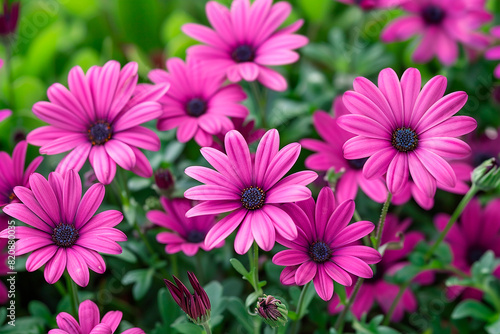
255,295,288,328
154,168,174,194
472,158,500,191
0,1,19,37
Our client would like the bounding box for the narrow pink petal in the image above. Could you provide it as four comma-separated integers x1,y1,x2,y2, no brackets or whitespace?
254,50,299,66
254,129,279,186
273,249,309,266
74,183,105,229
56,312,81,334
104,140,136,170
315,187,336,241
408,152,436,197
343,137,391,160
415,149,457,188
11,187,55,227
381,16,424,42
68,66,95,120
337,114,390,139
234,212,254,255
400,68,421,126
332,221,375,247
257,66,287,92
26,245,57,272
15,237,53,256
80,210,124,232
263,143,300,190
409,75,447,128
251,209,275,252
265,184,311,203
324,261,352,286
263,205,298,240
295,261,317,285
89,324,113,334
186,200,241,217
112,102,163,132
12,141,27,184
73,245,106,274
63,170,82,224
334,255,373,279
55,143,92,174
420,116,477,138
280,266,298,285
272,171,318,189
378,68,404,125
76,235,122,254
113,126,160,151
66,247,90,287
79,300,100,334
238,62,259,81
185,166,239,192
130,146,153,178
89,146,116,185
419,138,471,159
3,203,53,233
357,175,388,204
44,248,67,284
184,185,240,201
224,130,253,186
181,23,228,49
333,246,381,264
336,171,358,203
362,147,396,179
416,92,468,133
48,172,64,209
200,147,244,188
29,173,61,224
101,311,123,333
204,208,246,249
313,265,334,301
350,79,395,128
325,200,355,245
386,152,409,195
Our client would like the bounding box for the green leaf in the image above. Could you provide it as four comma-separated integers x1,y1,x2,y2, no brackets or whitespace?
158,288,180,326
122,268,154,300
245,291,261,309
226,297,255,334
204,281,225,317
297,0,333,23
334,282,347,305
28,300,52,323
171,321,203,334
452,300,496,322
230,258,250,277
61,0,99,18
13,76,46,111
487,317,500,334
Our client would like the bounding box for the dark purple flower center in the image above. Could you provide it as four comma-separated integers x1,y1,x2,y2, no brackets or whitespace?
392,127,418,152
186,230,206,243
348,157,368,170
309,241,332,263
421,5,446,25
232,45,255,63
186,98,207,117
52,223,79,247
467,245,486,266
88,121,112,145
241,186,266,210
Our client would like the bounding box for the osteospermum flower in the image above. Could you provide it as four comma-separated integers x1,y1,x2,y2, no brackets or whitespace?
149,57,248,146
328,215,433,320
381,0,491,65
435,198,500,300
182,0,308,91
0,170,126,287
184,129,317,254
486,27,500,78
272,187,381,301
27,60,169,184
0,140,43,207
337,68,476,196
147,197,221,256
392,161,472,209
301,98,388,203
49,299,144,334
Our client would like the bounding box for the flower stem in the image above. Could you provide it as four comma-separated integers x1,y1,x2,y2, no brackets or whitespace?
248,242,262,294
334,278,364,333
250,82,267,128
382,280,410,326
201,321,212,334
291,282,312,334
65,273,79,317
373,192,393,250
424,185,478,261
4,40,15,109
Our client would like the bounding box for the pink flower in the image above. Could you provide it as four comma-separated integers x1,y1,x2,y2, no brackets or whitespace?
337,68,476,196
329,215,433,320
27,60,169,184
0,109,11,123
435,198,500,300
211,117,266,152
184,129,317,254
381,0,491,65
182,0,308,92
147,197,222,256
0,140,43,207
301,97,388,203
149,57,248,146
0,170,126,287
273,187,381,301
486,27,500,78
49,299,144,334
392,161,472,209
336,0,400,10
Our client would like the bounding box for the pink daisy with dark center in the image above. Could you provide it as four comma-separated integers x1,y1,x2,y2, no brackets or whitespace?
337,68,476,196
0,170,126,287
149,57,248,146
301,98,388,203
0,140,43,207
273,187,381,301
184,129,317,254
27,60,169,184
147,197,222,256
381,0,491,65
49,299,145,334
182,0,308,91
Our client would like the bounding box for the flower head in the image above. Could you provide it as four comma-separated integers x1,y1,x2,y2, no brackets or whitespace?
0,170,126,286
381,0,491,65
301,97,388,203
49,299,144,334
0,1,19,36
0,140,43,207
147,197,221,256
149,57,248,146
435,198,500,299
337,68,476,196
486,27,500,78
184,129,317,254
272,187,381,301
164,272,211,325
182,0,308,91
27,60,169,184
256,295,288,328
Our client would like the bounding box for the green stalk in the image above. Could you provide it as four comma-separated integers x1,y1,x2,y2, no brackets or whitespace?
250,82,267,128
334,278,364,333
382,280,410,326
424,185,478,261
248,242,262,294
291,282,312,334
201,321,212,334
373,192,393,250
65,273,79,317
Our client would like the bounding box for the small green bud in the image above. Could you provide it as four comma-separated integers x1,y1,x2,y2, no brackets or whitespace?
255,295,288,328
471,158,500,191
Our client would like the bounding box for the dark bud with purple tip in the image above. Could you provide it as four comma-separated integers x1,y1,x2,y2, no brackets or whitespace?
255,295,288,328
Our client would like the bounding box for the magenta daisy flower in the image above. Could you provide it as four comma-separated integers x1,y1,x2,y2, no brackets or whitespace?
184,129,317,254
149,57,248,146
272,187,381,301
328,215,433,320
486,27,500,78
0,170,126,287
27,60,169,184
301,97,388,203
336,0,400,10
147,197,221,256
182,0,308,92
49,299,144,334
435,198,500,300
381,0,491,65
0,140,43,207
392,161,472,209
337,68,476,196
